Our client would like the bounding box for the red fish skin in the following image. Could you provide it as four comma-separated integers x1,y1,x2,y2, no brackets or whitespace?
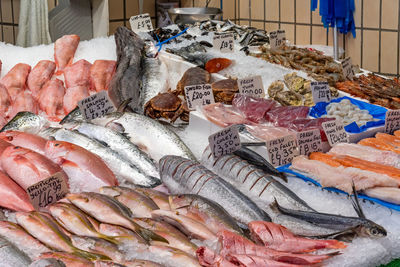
89,60,116,92
1,146,69,190
197,246,238,267
0,63,31,100
0,131,48,155
27,60,56,98
7,91,39,119
63,59,92,88
248,221,346,253
63,85,89,114
38,79,65,117
0,83,11,114
54,34,80,75
0,170,34,211
227,254,302,267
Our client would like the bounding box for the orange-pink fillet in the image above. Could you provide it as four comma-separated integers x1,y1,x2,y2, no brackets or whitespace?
38,79,65,117
8,91,39,119
90,60,116,92
0,83,11,114
0,63,31,100
63,85,89,114
54,34,80,75
27,60,56,98
63,59,92,88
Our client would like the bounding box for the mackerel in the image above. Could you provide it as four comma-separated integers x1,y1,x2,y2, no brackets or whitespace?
159,155,271,225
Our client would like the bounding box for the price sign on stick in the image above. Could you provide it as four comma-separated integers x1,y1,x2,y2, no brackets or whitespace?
78,91,116,121
129,13,153,32
213,33,234,53
26,172,69,209
209,126,241,158
341,57,354,80
270,30,286,50
238,75,265,98
184,84,215,110
322,120,349,146
311,81,331,103
297,129,322,156
266,135,299,167
384,110,400,134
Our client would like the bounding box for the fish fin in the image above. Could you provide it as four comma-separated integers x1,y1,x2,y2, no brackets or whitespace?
72,248,111,261
117,98,133,112
300,228,357,241
350,181,366,219
138,227,169,244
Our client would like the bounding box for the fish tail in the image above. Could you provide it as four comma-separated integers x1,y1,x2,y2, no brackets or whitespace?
72,247,111,261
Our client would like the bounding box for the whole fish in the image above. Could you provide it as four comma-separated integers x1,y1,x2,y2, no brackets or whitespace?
42,128,159,187
98,223,144,241
0,130,47,154
169,194,243,235
66,192,167,244
67,121,159,179
29,258,66,267
0,236,31,266
95,260,163,267
1,112,49,134
100,186,159,218
129,185,170,210
36,252,93,267
159,155,271,226
0,170,34,211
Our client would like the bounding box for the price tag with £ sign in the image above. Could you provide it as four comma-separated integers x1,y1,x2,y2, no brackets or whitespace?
129,13,153,33
296,129,322,156
209,126,241,158
184,84,215,110
322,120,349,146
238,75,265,98
213,33,234,53
78,90,116,121
266,135,299,167
384,110,400,134
269,29,286,50
341,57,354,80
311,81,331,103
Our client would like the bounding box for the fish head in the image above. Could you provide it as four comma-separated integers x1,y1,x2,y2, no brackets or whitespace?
45,140,71,161
1,112,49,134
0,130,22,142
2,145,30,158
358,221,387,238
169,194,194,210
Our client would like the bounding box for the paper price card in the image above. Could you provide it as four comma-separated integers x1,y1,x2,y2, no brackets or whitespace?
311,81,331,103
297,129,322,156
78,91,116,121
184,84,215,110
270,29,286,49
129,13,153,32
209,126,241,158
322,120,349,146
238,75,265,98
213,33,234,53
341,57,354,80
266,135,299,167
26,172,69,210
384,110,400,134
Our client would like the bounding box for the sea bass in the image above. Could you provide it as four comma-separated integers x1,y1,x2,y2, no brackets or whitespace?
159,155,271,225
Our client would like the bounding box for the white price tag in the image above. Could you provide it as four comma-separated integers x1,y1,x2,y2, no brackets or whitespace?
270,29,286,49
311,81,331,103
238,75,265,98
322,120,349,146
26,172,69,210
296,129,322,156
266,135,299,167
209,126,241,158
78,91,116,121
384,110,400,134
213,33,234,53
341,57,354,80
129,13,153,32
184,84,215,110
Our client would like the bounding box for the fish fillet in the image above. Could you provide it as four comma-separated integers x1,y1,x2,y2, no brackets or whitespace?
363,187,400,205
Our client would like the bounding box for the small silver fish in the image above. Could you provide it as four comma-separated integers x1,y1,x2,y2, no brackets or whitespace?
0,236,31,267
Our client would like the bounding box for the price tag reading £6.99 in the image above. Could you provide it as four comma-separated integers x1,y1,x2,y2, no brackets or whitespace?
213,33,234,53
311,81,331,103
238,75,265,98
322,120,349,146
341,57,354,80
184,84,215,110
266,135,299,167
26,172,69,209
209,126,241,158
269,29,286,50
296,129,322,156
129,13,153,33
78,90,116,121
384,110,400,134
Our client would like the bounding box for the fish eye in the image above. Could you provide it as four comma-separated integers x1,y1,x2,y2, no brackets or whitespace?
370,228,379,235
6,136,13,141
54,143,60,147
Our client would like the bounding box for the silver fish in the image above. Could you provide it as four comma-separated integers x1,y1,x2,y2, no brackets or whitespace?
0,112,48,134
41,128,160,187
91,112,195,162
159,155,271,226
0,236,31,267
29,259,66,267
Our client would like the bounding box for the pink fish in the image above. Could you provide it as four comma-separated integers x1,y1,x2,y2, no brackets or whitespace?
227,254,302,267
0,115,6,129
1,146,69,190
54,34,80,75
63,59,92,88
27,60,56,98
38,79,65,117
8,91,39,119
90,60,116,92
0,63,31,100
45,140,118,192
63,85,89,114
0,131,47,155
0,83,11,114
0,170,34,211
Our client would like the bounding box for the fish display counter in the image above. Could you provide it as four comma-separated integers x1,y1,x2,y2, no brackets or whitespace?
0,19,399,267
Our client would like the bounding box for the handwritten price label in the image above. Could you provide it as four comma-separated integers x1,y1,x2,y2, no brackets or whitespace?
266,135,299,167
78,91,116,121
341,57,354,80
213,33,234,53
26,172,69,210
384,110,400,134
296,129,322,156
184,84,215,110
238,75,265,98
322,120,349,146
209,126,241,158
129,13,153,32
270,29,286,50
311,81,331,103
